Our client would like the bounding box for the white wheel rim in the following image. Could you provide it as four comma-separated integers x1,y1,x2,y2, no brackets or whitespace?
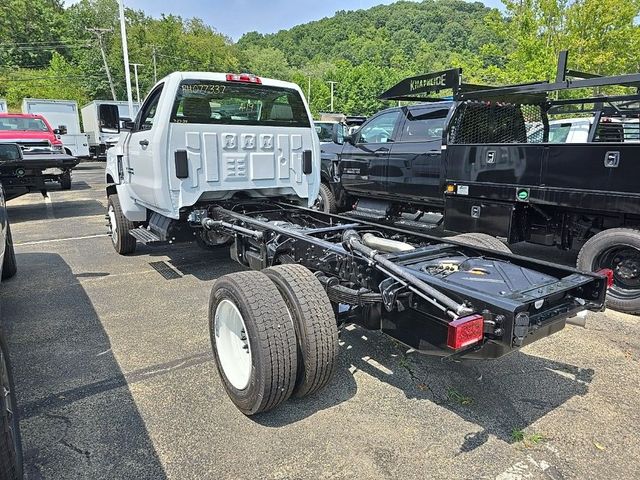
108,205,118,245
214,299,252,390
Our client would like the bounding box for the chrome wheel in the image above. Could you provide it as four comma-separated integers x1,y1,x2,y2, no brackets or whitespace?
214,299,252,390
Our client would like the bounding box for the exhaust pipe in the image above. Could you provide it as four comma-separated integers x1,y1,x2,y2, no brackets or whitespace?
361,233,415,253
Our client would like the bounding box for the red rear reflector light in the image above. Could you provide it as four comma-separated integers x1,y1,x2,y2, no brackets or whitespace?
447,314,484,350
596,268,614,288
226,73,262,84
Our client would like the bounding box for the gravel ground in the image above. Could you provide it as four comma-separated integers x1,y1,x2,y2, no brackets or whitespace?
1,162,639,480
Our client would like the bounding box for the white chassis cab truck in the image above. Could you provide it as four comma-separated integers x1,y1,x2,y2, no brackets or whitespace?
106,72,608,416
105,72,320,251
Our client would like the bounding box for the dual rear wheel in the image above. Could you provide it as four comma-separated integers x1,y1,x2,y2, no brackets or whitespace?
209,265,339,415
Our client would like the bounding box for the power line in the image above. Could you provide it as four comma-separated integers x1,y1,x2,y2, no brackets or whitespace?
86,27,117,101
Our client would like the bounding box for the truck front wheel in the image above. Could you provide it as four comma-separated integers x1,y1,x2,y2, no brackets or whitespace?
314,183,337,213
59,171,71,190
209,271,298,415
107,195,136,255
577,228,640,314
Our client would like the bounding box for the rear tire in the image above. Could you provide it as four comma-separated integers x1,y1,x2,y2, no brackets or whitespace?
59,171,71,190
444,232,511,253
0,332,23,480
2,224,17,280
263,264,339,398
315,183,337,214
107,195,136,255
577,228,640,314
209,271,297,415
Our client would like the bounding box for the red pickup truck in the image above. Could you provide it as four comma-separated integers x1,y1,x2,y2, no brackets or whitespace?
0,113,65,154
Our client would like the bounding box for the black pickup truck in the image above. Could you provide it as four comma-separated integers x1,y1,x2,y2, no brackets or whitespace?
319,101,451,214
0,143,79,200
324,54,640,314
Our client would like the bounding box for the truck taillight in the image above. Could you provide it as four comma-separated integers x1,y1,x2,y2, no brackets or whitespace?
226,73,262,84
447,314,484,350
596,268,614,288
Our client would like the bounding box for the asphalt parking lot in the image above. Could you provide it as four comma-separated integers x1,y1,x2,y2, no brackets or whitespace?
1,162,639,480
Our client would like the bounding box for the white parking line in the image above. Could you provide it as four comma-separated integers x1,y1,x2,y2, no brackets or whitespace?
44,193,55,219
16,233,108,246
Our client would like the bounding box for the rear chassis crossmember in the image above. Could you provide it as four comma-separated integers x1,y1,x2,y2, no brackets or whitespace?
188,202,607,359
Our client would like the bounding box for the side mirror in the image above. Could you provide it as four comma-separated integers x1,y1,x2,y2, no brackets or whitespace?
331,128,344,145
343,134,355,145
122,120,136,131
56,125,68,135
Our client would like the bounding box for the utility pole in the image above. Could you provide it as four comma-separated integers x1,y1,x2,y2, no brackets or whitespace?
118,0,134,115
327,81,338,112
131,63,143,103
151,46,157,83
86,27,117,101
307,76,311,103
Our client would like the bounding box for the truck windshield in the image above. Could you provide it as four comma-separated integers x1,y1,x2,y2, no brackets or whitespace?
170,80,310,128
0,117,49,132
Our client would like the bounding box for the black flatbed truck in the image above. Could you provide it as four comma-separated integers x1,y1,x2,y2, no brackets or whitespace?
439,52,640,314
327,52,640,314
0,143,79,200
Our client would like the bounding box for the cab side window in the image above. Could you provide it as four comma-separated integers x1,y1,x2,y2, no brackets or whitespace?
399,109,448,142
358,111,399,144
136,84,164,131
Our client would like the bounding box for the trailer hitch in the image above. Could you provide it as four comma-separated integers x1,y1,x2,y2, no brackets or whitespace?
342,230,474,319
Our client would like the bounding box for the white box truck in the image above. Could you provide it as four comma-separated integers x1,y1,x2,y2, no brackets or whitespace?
21,99,90,158
81,100,140,159
0,100,7,113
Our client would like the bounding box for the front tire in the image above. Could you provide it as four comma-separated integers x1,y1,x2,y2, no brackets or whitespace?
577,228,640,314
107,195,136,255
209,271,297,415
2,224,17,280
315,183,337,214
0,332,23,480
59,171,71,190
263,264,339,398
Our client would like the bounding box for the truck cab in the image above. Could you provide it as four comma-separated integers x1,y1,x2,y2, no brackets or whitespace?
0,113,65,154
106,72,320,251
321,102,451,214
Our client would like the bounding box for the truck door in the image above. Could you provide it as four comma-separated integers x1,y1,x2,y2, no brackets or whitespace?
125,84,164,206
387,106,448,206
339,110,400,196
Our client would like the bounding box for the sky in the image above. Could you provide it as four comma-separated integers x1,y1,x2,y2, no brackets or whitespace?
63,0,504,40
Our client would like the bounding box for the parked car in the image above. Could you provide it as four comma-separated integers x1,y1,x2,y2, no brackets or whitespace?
0,113,65,155
0,180,21,479
0,143,79,199
22,99,90,158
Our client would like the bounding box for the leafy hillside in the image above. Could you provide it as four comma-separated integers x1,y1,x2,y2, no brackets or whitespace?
1,0,638,116
239,1,499,70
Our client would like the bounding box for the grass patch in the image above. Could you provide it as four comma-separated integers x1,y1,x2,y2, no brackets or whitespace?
447,387,473,406
511,428,547,446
